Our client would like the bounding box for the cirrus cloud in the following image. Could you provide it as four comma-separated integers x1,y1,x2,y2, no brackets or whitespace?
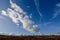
56,3,60,7
50,3,60,20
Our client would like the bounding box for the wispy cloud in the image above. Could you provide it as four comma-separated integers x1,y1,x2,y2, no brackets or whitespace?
0,32,42,36
56,3,60,7
50,3,60,20
50,12,59,20
34,0,42,17
51,32,60,35
1,0,39,32
0,32,22,36
43,22,52,26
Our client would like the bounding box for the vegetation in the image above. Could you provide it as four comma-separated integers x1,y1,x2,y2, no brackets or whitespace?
0,35,60,40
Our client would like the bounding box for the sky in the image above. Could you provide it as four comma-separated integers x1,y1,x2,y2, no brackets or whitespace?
0,0,60,35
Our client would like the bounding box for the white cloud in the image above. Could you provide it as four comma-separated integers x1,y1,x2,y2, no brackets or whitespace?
2,10,8,16
1,0,39,32
10,0,24,13
0,32,11,35
0,32,22,36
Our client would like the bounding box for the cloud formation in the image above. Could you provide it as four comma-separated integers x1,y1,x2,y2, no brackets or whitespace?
50,3,60,20
0,32,23,36
56,3,60,7
34,0,42,17
1,0,38,32
51,32,60,35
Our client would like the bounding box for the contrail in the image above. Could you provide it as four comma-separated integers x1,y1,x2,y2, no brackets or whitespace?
34,0,44,35
34,0,43,25
34,0,42,17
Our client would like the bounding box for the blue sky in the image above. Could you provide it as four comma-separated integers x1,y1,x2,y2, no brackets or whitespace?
0,0,60,35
